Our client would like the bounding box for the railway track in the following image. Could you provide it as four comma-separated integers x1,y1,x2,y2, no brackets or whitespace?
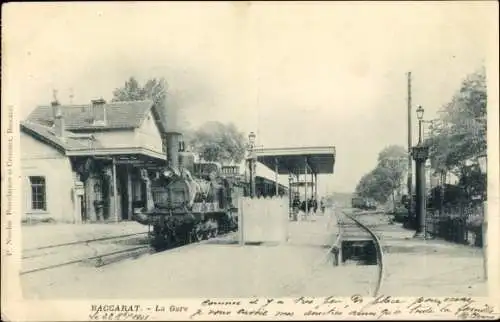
333,209,385,297
279,208,384,296
22,232,150,260
21,230,235,276
23,232,150,254
20,245,151,275
21,232,151,275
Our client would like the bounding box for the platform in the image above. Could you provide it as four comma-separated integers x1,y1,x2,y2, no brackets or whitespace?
336,213,373,241
21,212,340,299
351,212,488,297
20,210,488,299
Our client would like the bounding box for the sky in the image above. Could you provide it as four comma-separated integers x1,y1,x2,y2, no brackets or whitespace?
3,2,496,194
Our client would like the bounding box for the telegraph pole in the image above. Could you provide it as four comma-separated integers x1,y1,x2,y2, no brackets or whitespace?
407,72,413,217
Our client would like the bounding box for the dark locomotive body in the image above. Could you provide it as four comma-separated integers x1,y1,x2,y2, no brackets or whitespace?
133,132,245,250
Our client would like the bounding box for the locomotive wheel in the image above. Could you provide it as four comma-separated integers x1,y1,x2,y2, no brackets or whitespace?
151,233,169,251
193,225,203,242
181,230,191,245
211,220,219,238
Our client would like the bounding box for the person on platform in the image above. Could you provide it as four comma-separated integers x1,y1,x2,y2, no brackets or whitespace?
300,200,307,213
292,197,301,220
308,198,314,214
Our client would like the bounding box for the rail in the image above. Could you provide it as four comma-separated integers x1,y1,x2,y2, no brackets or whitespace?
20,245,150,275
342,210,385,297
21,230,237,276
282,208,377,296
23,232,149,252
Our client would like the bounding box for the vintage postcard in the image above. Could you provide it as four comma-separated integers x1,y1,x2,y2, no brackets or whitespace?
2,1,499,321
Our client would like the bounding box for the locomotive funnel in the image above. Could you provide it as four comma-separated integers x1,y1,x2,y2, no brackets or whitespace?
165,131,183,171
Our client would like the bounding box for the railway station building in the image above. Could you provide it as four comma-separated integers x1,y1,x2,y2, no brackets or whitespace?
20,99,169,223
20,98,290,224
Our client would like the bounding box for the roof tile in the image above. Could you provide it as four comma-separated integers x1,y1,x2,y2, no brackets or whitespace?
26,100,154,130
20,121,103,152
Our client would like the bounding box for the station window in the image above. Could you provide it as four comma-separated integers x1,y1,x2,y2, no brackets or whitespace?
29,176,47,211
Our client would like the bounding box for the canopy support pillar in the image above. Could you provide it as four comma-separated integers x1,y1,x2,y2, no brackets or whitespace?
304,158,308,214
307,163,313,204
275,158,279,197
112,157,119,223
314,173,318,201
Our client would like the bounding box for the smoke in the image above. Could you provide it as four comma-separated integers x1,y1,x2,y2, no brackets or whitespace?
164,89,188,132
160,65,217,133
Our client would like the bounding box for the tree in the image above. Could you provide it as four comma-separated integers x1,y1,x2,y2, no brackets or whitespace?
426,67,487,177
355,172,375,198
377,146,408,190
187,121,246,165
112,77,169,125
112,77,246,164
355,145,409,209
458,164,487,202
424,67,487,206
112,77,144,102
355,167,394,204
377,145,408,208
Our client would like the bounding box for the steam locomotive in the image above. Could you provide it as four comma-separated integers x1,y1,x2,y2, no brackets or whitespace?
133,132,245,250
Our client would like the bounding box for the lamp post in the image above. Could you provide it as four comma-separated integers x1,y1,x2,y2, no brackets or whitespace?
416,105,424,144
247,132,257,198
412,105,429,239
477,154,487,281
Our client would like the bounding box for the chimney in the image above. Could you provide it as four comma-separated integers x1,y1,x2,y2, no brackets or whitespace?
54,106,65,138
91,98,107,125
51,99,59,119
165,131,182,170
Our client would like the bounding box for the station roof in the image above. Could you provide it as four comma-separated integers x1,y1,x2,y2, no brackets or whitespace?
254,146,336,175
291,181,314,186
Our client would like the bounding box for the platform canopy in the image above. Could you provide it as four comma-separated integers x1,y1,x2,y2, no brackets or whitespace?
254,146,336,175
